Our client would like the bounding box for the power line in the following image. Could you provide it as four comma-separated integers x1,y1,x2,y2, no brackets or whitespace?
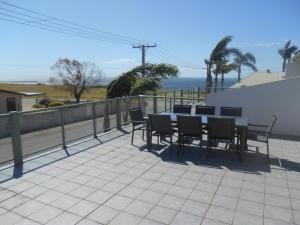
0,0,153,45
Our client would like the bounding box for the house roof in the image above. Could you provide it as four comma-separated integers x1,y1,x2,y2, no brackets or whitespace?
0,89,45,96
231,71,285,88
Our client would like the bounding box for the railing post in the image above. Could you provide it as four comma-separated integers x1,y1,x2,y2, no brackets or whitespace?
164,92,167,111
92,102,97,138
192,88,195,104
139,95,146,115
197,87,201,101
180,89,183,104
116,97,122,130
103,100,110,132
59,108,67,149
153,92,157,114
10,111,23,166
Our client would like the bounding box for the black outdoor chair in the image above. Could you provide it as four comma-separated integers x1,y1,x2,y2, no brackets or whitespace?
148,114,174,152
207,117,236,152
247,115,277,160
173,104,192,114
129,108,146,145
177,115,203,150
220,106,242,117
195,105,215,115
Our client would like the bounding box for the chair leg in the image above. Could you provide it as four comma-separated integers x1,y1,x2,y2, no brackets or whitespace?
142,130,145,140
266,141,270,161
157,136,159,147
131,129,135,145
170,135,173,155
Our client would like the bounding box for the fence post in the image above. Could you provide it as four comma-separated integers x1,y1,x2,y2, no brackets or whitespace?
153,92,157,114
180,89,183,104
116,97,122,130
197,87,201,101
139,95,146,115
10,111,23,166
92,102,97,138
59,108,67,149
164,92,167,111
192,88,195,104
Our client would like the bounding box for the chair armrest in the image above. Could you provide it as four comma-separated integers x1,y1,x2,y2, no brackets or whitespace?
132,120,146,124
248,129,268,135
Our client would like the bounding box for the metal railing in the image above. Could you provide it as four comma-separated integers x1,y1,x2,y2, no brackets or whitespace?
0,86,230,167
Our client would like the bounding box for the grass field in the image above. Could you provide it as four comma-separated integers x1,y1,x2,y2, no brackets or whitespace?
0,83,107,101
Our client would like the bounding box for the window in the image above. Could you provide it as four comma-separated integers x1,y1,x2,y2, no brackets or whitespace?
6,97,16,112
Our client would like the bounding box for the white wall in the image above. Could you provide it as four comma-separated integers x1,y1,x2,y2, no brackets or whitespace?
206,76,300,136
286,62,300,78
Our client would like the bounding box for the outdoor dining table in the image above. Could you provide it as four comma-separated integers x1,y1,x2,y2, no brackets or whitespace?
145,112,248,161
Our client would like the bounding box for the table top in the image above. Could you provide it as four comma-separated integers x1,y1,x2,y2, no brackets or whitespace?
159,112,248,127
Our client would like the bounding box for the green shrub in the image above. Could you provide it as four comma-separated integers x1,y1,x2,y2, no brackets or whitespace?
48,102,64,107
32,104,45,109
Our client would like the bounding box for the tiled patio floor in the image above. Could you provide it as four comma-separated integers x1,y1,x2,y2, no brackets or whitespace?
0,130,300,225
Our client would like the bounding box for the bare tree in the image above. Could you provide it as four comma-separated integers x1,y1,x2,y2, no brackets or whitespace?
50,58,103,103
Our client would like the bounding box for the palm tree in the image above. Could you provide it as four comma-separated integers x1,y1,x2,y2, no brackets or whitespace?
106,63,179,98
214,59,237,90
234,52,257,82
205,36,240,93
278,40,298,72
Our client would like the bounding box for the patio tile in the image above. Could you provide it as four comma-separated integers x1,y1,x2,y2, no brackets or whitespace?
46,211,82,225
138,219,164,225
88,205,119,224
13,199,45,217
14,218,40,225
68,200,98,217
124,200,154,217
35,189,64,204
146,206,177,224
180,199,209,217
0,211,23,225
69,185,96,198
188,190,214,203
138,190,164,204
264,205,294,223
108,212,142,225
216,185,240,198
158,194,185,210
104,195,133,210
28,205,63,224
294,210,300,225
101,181,127,194
211,194,238,210
170,212,202,225
240,189,265,203
119,186,144,199
50,194,81,210
168,185,193,199
21,185,49,198
206,205,235,224
236,199,264,216
85,178,109,189
0,194,30,210
265,194,292,208
131,178,153,189
148,182,172,194
158,174,179,185
53,181,81,193
76,219,100,225
0,189,16,202
201,218,228,225
87,190,114,204
195,181,218,193
233,211,263,225
264,218,292,225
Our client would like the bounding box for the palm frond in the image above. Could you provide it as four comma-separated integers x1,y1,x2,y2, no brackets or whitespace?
243,62,257,72
243,52,256,64
284,40,291,49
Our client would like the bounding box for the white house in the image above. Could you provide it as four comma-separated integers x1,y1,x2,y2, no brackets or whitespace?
206,53,300,136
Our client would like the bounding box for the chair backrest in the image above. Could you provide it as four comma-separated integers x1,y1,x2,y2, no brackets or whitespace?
129,108,144,126
173,104,192,114
267,114,277,134
149,114,173,135
208,117,235,140
195,105,215,115
220,106,242,117
177,115,202,137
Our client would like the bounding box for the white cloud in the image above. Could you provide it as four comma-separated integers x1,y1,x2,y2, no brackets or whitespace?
104,58,135,64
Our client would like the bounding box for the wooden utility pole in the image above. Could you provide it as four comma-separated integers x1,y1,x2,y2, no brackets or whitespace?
133,44,157,65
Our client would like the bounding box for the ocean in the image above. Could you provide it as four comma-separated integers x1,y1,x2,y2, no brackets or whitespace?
161,77,237,90
0,77,237,90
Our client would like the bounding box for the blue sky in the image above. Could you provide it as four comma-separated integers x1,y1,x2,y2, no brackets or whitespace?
0,0,299,82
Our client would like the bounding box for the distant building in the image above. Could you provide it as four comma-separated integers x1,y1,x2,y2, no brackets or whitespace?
0,89,44,114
